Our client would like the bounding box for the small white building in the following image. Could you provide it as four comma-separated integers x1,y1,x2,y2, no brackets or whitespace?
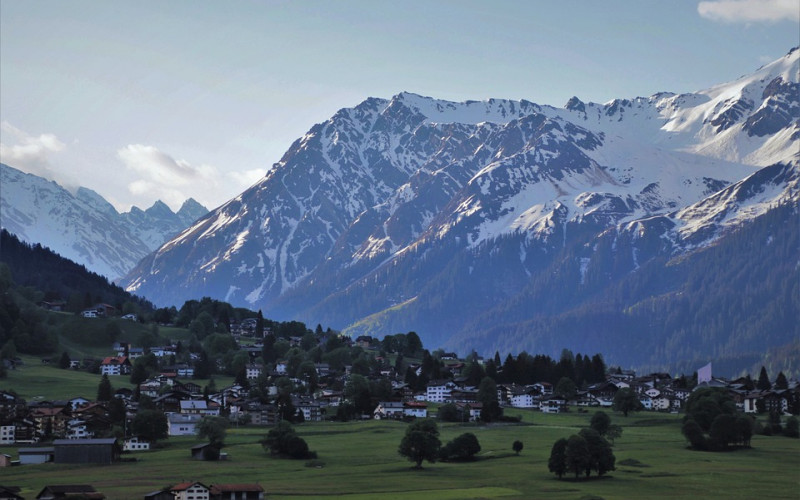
426,380,457,403
123,436,151,451
0,424,15,445
403,402,428,418
168,413,201,436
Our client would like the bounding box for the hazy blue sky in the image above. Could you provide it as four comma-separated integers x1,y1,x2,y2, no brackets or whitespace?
1,0,798,212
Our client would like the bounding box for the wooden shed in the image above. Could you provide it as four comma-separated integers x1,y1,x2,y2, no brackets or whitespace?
52,438,120,465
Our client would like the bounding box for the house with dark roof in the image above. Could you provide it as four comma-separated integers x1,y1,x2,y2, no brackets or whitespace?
36,484,104,499
210,483,264,500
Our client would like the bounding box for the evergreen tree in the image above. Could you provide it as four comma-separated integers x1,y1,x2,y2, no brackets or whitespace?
97,374,113,401
58,351,71,369
757,366,772,390
774,371,789,390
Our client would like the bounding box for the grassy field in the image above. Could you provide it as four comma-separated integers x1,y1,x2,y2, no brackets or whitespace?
0,355,233,401
1,411,798,499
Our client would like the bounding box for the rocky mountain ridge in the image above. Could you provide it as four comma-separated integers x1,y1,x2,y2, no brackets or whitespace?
0,163,208,280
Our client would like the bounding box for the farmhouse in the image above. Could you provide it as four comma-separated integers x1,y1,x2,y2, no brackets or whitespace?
99,356,131,376
171,482,210,500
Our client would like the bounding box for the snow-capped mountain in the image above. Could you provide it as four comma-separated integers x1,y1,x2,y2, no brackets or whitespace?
122,49,799,369
0,163,208,280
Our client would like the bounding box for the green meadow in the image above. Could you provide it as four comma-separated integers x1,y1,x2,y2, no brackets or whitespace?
1,411,798,500
1,356,233,401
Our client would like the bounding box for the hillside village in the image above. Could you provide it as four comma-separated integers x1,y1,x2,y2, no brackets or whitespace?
2,305,798,453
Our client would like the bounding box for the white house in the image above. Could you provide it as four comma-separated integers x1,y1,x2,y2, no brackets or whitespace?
246,363,264,380
100,356,131,376
168,413,201,436
171,482,210,500
426,380,457,403
123,436,150,451
373,402,404,419
0,424,14,445
65,419,92,440
403,401,428,418
509,388,536,408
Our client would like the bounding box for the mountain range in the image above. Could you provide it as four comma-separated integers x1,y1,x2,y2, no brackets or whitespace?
3,49,797,374
119,48,799,372
0,163,208,280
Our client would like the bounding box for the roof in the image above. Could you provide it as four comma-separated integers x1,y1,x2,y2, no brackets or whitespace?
210,484,264,493
171,481,209,491
18,447,55,453
38,485,97,494
53,438,118,446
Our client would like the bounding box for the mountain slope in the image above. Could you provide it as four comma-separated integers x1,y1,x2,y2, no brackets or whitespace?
122,48,799,372
0,164,208,279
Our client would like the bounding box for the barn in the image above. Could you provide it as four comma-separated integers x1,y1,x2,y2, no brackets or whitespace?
52,438,120,465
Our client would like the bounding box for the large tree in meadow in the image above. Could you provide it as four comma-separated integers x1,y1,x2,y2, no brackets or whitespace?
398,419,441,469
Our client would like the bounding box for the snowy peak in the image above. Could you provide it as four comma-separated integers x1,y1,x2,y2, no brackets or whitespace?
121,49,799,361
0,163,208,279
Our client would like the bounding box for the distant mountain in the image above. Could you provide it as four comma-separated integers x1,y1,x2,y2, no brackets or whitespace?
122,49,799,373
0,164,208,279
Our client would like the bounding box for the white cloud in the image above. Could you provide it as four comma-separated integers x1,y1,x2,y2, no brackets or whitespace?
0,121,66,178
118,144,229,211
698,0,800,23
117,144,219,186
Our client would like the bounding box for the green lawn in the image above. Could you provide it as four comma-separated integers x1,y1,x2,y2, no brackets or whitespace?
1,412,798,499
0,355,232,401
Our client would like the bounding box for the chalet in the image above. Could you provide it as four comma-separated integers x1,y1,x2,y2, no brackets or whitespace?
532,382,553,395
65,419,92,440
10,418,37,444
373,401,404,419
170,482,210,500
293,398,322,422
35,485,104,499
244,403,280,426
180,400,217,415
509,387,537,408
30,405,70,437
403,401,428,418
210,483,265,500
449,388,478,404
540,396,566,413
99,356,131,376
315,363,331,377
53,438,120,465
67,397,91,410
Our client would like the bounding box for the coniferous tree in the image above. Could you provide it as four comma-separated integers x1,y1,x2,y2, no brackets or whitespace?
757,366,772,390
774,371,788,390
97,374,113,401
